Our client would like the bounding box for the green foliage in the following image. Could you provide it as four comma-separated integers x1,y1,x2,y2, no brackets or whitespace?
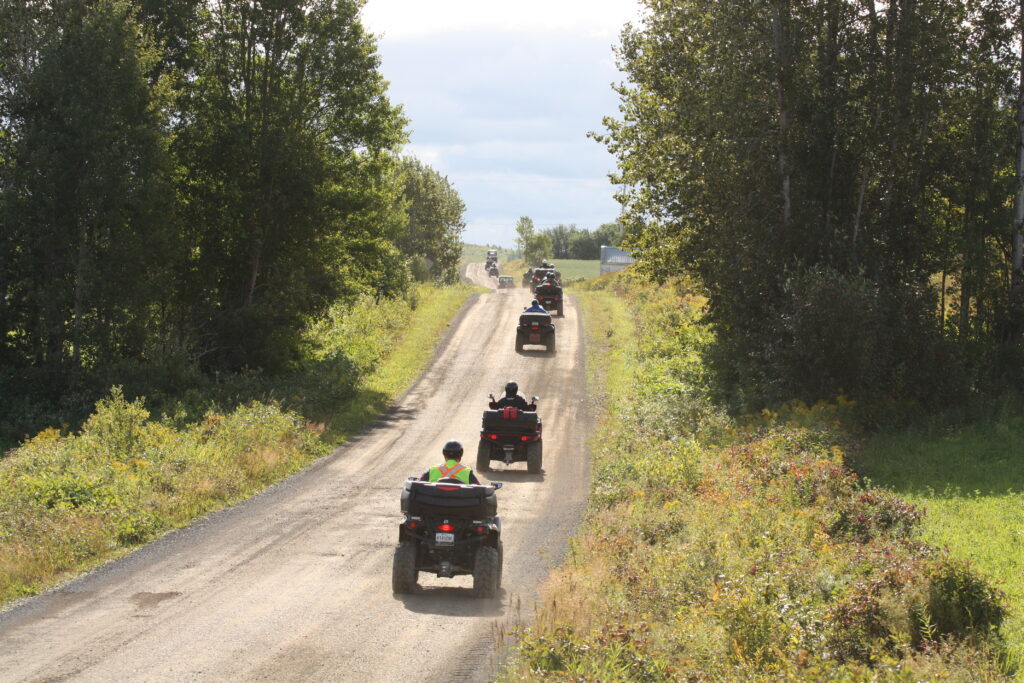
515,216,553,266
600,0,1021,409
396,157,466,284
505,275,1010,680
540,222,623,260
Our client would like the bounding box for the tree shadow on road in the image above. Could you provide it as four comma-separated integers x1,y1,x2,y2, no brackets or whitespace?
484,470,546,484
395,586,507,617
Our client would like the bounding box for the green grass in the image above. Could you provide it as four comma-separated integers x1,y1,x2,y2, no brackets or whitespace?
0,283,477,606
547,259,601,282
854,409,1024,671
502,271,1009,681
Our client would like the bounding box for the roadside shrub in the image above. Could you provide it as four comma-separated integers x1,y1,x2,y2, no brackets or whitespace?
829,490,923,543
924,558,1005,640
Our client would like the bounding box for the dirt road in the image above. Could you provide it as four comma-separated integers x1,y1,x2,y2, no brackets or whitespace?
0,262,589,682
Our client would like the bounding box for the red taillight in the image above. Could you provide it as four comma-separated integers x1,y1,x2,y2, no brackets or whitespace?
408,520,417,528
531,326,539,330
554,296,561,300
489,433,498,440
438,523,454,532
476,526,485,533
520,435,531,441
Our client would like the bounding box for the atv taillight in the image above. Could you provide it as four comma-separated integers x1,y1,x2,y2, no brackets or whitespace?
531,325,539,330
438,523,454,532
408,520,418,528
489,433,498,440
476,526,485,533
520,435,531,441
554,296,561,300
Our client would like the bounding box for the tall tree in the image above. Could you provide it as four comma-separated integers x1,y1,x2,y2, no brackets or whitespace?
2,0,175,382
396,156,466,284
174,0,407,371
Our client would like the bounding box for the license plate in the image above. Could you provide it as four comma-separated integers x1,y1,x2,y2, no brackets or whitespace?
435,532,454,545
529,333,540,343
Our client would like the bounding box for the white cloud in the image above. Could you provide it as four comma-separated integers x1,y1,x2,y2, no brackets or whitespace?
361,0,642,39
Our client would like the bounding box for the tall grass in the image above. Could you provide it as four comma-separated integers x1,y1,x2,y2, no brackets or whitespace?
502,271,1010,680
0,283,476,605
855,408,1024,671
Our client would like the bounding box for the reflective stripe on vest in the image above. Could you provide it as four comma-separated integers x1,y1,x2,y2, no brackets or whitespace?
429,460,470,483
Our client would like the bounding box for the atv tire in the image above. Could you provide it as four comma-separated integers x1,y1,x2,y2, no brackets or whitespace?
392,541,418,593
557,304,564,316
547,336,556,353
515,336,524,352
476,441,491,472
526,441,543,474
472,546,501,598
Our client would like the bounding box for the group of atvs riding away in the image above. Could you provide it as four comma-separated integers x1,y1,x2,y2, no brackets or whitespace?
391,260,564,598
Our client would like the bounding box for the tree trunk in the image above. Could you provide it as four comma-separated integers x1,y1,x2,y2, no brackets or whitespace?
1012,0,1024,292
772,0,791,227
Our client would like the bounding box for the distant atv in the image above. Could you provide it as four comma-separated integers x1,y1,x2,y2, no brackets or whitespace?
535,281,564,316
393,479,504,597
485,249,498,265
477,395,542,473
497,275,515,289
487,263,499,277
516,310,555,352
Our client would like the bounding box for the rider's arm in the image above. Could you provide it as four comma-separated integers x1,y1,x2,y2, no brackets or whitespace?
468,471,481,485
419,470,431,481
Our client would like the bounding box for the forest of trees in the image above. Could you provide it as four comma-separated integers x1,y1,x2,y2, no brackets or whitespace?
514,217,622,264
0,0,464,425
602,0,1024,411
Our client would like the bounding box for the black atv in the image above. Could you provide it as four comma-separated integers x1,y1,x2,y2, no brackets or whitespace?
393,479,504,597
516,311,555,352
477,395,542,473
487,263,499,277
535,282,564,316
530,268,560,292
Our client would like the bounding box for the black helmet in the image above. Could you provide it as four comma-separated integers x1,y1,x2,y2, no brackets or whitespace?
531,299,539,306
442,440,464,459
505,381,518,397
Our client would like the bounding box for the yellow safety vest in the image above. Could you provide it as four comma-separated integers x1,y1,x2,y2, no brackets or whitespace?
429,459,471,484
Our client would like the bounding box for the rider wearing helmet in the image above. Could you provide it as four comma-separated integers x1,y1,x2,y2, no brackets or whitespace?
493,381,531,410
524,299,547,313
421,440,480,484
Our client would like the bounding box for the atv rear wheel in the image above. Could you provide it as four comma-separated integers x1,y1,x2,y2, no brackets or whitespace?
526,441,543,474
515,336,524,352
557,304,564,316
472,546,501,598
392,541,418,593
547,336,556,353
476,441,491,472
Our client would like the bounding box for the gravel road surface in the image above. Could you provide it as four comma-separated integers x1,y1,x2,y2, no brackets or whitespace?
0,262,590,682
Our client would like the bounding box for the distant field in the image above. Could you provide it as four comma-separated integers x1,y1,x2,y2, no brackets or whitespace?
547,259,601,281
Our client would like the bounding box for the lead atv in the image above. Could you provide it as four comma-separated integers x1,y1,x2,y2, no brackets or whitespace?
393,478,504,597
477,395,542,473
516,310,555,352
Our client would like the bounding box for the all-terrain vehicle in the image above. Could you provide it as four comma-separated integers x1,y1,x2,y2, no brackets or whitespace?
530,267,560,292
485,249,498,265
393,478,504,597
535,280,564,316
487,263,499,277
497,275,515,289
477,395,542,473
516,310,555,352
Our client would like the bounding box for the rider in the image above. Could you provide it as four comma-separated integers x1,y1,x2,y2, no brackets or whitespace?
420,440,480,484
523,299,547,313
493,381,531,410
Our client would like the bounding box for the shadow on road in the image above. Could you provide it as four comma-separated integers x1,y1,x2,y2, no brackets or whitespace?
484,470,545,484
396,587,507,617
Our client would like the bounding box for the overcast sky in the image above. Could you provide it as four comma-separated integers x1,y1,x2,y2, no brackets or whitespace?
360,0,642,248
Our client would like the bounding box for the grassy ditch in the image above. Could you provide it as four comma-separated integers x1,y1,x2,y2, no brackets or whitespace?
503,272,1010,680
854,410,1024,670
0,283,475,605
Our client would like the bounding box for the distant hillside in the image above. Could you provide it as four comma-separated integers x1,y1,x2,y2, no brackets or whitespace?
460,243,519,264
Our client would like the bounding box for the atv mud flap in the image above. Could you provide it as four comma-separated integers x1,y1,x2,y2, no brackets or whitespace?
529,333,540,343
502,445,515,464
